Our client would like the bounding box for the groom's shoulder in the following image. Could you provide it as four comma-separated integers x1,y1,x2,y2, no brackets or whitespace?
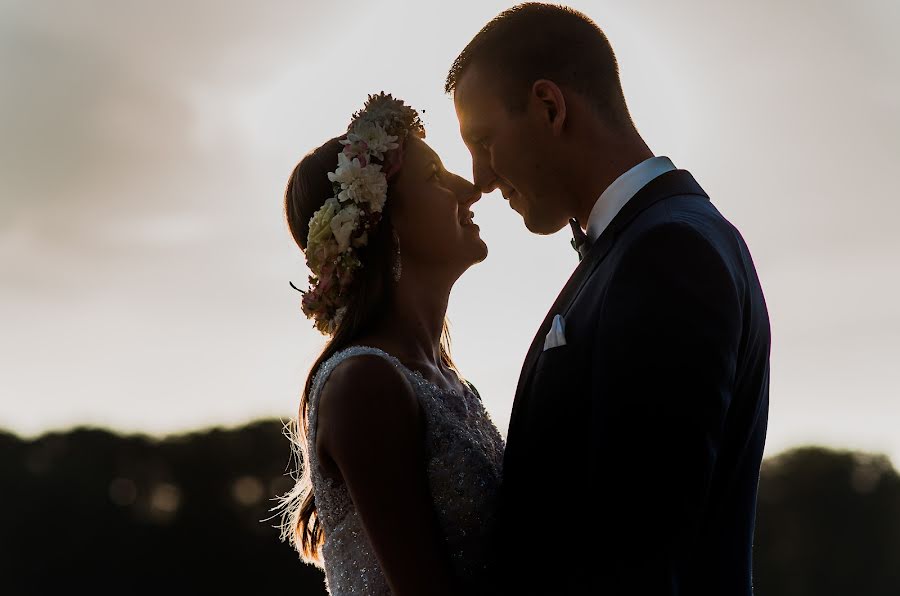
624,190,739,257
600,195,748,288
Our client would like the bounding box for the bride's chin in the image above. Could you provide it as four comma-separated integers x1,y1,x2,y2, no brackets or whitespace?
453,240,488,268
470,239,488,263
449,227,487,260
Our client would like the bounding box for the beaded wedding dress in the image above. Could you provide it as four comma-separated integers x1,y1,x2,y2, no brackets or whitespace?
306,345,505,595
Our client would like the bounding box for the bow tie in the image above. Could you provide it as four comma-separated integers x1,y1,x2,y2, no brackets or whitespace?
569,218,590,261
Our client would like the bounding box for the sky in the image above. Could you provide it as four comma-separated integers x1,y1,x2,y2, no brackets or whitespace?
1,0,898,464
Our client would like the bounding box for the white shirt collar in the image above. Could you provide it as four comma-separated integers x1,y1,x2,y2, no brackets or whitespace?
585,156,676,244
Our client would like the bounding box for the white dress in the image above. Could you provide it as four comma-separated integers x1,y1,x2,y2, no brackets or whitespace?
306,345,505,595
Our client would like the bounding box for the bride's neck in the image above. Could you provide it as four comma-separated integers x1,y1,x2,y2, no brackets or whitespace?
368,268,453,366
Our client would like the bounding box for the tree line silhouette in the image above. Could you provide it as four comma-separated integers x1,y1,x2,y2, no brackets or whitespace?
1,420,897,595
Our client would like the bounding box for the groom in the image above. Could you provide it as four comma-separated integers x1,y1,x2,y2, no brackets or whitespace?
447,4,770,595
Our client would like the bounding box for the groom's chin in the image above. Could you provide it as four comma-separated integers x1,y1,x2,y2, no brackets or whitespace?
523,213,567,236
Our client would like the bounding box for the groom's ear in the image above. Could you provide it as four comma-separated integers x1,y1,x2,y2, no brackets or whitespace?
531,79,567,136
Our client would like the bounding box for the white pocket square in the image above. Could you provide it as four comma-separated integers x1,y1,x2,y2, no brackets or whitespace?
543,314,567,351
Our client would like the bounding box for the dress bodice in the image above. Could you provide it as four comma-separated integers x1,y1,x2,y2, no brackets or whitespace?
306,345,505,595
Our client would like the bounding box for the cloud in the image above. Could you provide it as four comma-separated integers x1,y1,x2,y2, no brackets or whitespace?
0,0,897,466
0,0,357,219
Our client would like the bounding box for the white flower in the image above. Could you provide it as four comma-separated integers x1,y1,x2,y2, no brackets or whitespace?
328,152,364,188
338,169,387,211
344,121,398,160
328,152,388,212
366,184,388,212
330,204,360,252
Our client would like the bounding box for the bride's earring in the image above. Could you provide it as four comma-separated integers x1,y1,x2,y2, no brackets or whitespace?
392,231,402,282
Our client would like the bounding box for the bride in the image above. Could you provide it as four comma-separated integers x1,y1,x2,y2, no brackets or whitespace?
275,93,504,595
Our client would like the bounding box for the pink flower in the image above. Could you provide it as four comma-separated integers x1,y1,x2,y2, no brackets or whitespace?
381,144,405,181
342,140,369,168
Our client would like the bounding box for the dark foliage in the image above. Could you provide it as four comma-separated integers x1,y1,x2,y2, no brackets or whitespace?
0,421,325,595
1,422,897,595
754,446,900,595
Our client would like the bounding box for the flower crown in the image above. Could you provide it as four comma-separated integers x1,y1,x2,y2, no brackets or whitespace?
298,93,425,335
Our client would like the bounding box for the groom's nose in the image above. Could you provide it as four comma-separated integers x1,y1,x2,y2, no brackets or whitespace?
453,173,482,207
472,156,499,194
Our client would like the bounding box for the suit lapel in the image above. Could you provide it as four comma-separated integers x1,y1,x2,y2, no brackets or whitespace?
509,169,710,429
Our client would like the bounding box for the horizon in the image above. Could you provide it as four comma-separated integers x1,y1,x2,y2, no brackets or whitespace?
3,417,898,474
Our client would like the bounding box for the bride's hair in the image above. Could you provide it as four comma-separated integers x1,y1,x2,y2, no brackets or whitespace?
275,136,455,565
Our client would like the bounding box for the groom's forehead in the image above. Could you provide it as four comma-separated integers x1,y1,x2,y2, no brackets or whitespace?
454,64,505,124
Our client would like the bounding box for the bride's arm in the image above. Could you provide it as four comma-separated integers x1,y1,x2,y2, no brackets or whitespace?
316,354,456,596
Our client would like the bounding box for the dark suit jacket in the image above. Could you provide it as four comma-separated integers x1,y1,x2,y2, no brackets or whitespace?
491,170,770,595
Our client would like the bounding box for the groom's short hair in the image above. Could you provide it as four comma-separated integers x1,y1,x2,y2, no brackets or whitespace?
445,3,632,128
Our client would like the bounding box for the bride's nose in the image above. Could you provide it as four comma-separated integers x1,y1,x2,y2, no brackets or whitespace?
459,180,482,210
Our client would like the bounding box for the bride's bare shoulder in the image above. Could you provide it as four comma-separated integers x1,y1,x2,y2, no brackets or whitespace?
323,349,410,400
316,348,420,454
